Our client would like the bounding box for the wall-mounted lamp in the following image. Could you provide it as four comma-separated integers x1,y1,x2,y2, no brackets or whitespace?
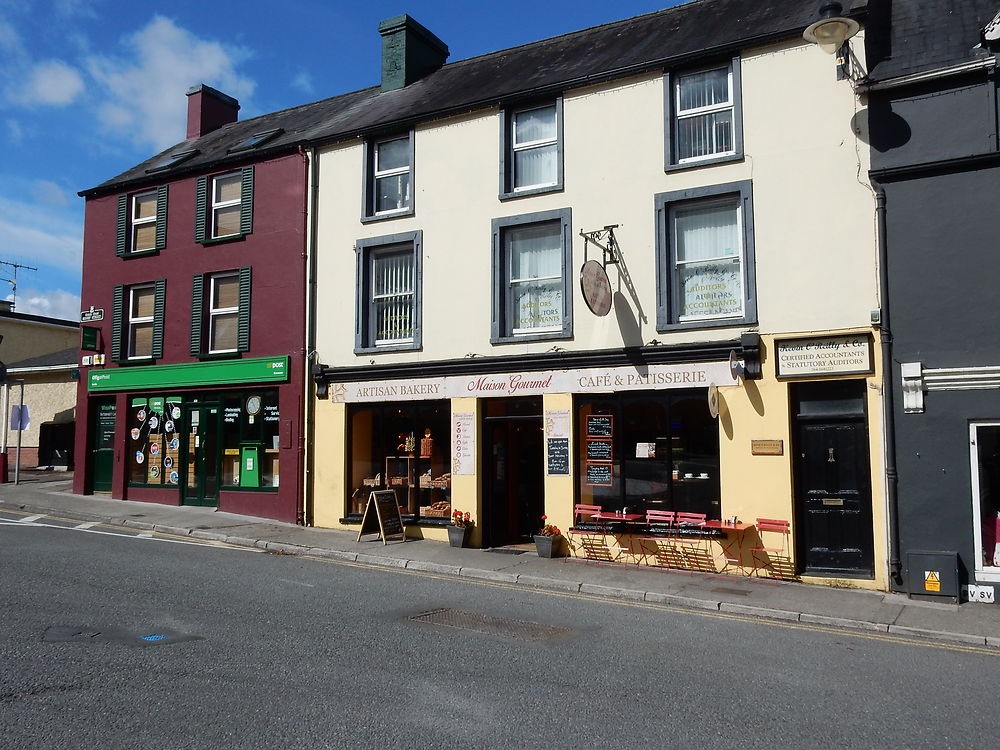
803,2,860,80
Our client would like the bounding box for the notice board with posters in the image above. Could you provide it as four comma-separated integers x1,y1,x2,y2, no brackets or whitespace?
357,490,406,545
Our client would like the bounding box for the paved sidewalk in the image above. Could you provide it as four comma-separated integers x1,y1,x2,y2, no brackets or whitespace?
3,473,1000,650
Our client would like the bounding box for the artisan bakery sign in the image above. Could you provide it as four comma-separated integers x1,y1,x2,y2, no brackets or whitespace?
338,361,736,403
775,334,873,378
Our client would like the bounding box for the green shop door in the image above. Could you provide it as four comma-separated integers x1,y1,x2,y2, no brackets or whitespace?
181,404,220,506
90,398,116,492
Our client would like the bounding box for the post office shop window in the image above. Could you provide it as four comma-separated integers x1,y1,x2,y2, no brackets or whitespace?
654,180,755,331
220,390,280,489
363,132,414,221
195,166,253,243
111,280,165,363
189,268,251,358
500,98,563,199
347,401,451,518
127,396,182,487
116,186,167,256
491,208,572,343
663,57,742,170
354,231,422,354
577,391,720,519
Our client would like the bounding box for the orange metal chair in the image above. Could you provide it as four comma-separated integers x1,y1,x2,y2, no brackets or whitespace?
748,518,792,579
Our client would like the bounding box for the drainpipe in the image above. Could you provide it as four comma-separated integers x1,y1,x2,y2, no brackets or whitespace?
302,145,320,527
876,187,902,587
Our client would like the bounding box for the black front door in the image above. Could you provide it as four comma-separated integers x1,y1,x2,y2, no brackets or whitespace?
180,405,220,506
793,381,874,577
483,398,544,547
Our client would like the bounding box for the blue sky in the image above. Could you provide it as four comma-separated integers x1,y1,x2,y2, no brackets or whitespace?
0,0,681,321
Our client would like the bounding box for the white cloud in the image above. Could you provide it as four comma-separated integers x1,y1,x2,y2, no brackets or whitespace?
86,16,255,150
292,70,314,95
6,118,22,143
0,18,22,56
0,195,82,272
14,59,85,106
6,288,80,321
31,180,69,206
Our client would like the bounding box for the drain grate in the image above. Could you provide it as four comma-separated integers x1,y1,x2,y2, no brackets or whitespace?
44,626,202,647
408,608,573,643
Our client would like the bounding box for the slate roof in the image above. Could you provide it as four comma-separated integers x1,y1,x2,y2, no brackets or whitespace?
83,0,863,197
7,347,78,369
865,0,999,82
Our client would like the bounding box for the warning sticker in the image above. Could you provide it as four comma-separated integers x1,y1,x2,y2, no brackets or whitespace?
924,570,941,592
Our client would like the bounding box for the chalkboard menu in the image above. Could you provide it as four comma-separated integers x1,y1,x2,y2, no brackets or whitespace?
357,490,405,545
586,439,613,461
546,438,569,475
585,462,613,486
587,414,613,438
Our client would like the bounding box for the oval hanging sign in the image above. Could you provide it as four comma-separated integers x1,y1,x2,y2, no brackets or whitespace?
580,260,612,316
707,384,720,419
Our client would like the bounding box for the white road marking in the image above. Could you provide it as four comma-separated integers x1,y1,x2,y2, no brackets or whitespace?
74,522,98,530
277,578,316,588
0,518,260,552
18,514,44,523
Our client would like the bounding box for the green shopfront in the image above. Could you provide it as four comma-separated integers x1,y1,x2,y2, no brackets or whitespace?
84,356,299,522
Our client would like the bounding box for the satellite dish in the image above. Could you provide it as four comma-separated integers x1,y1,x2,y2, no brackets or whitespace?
580,260,612,316
707,384,719,419
729,350,745,381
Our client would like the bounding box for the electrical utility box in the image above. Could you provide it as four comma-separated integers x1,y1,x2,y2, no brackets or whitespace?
906,551,959,602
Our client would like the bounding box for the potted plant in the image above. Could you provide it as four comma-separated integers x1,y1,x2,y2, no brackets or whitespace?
448,509,474,548
534,515,564,558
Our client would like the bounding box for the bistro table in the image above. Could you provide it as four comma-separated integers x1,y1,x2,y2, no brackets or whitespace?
702,520,755,573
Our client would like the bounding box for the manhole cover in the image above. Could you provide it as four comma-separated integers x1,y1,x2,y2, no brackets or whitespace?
409,608,573,643
44,626,202,647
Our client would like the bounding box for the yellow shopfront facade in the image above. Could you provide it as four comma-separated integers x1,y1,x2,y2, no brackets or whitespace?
310,330,889,590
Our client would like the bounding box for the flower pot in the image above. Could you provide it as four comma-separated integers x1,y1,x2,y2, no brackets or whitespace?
448,525,471,548
534,534,563,558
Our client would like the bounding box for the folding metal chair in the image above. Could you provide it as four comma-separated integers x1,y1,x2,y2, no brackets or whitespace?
673,512,713,571
635,510,679,567
569,504,626,563
748,518,792,579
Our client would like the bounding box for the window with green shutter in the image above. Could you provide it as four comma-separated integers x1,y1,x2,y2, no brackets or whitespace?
190,268,251,357
116,186,168,256
112,280,165,362
196,166,254,244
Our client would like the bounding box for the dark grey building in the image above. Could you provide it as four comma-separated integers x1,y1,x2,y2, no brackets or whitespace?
866,0,1000,600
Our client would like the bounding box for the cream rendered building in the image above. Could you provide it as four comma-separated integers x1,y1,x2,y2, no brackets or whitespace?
308,3,887,588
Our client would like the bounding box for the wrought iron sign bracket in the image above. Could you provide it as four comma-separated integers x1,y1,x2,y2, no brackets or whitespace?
580,225,621,269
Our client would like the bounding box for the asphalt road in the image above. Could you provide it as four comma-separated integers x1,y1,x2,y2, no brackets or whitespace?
1,516,998,749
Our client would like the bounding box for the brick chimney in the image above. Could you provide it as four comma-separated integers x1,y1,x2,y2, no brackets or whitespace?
185,84,240,139
378,15,449,92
